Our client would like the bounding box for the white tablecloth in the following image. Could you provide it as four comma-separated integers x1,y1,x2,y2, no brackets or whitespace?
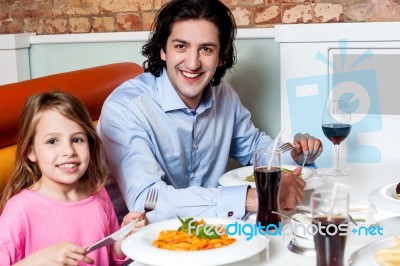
128,162,400,266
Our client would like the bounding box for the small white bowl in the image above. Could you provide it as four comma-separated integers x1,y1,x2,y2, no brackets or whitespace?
290,213,315,249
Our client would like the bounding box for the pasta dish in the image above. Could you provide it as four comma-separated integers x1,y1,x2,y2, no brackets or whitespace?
375,237,400,265
153,217,236,251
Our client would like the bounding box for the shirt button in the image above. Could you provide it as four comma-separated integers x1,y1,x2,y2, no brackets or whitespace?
194,145,198,149
190,173,195,179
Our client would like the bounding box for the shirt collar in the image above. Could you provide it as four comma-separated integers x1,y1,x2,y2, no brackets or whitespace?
197,85,214,113
157,69,215,114
157,69,187,112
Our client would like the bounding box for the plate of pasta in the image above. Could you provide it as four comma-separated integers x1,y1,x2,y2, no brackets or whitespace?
349,236,400,265
122,217,267,266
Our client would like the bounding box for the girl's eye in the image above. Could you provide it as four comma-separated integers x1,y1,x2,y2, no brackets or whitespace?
73,137,86,143
46,139,57,144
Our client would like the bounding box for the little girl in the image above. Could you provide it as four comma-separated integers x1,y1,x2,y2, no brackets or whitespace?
0,91,142,265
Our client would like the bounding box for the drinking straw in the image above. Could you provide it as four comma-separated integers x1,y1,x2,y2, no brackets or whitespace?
327,182,351,221
267,128,285,170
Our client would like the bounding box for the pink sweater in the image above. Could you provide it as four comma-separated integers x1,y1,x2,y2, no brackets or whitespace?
0,187,128,266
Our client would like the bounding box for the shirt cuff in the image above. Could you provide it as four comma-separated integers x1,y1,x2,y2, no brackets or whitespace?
281,151,317,168
111,250,129,264
217,185,248,219
282,151,297,165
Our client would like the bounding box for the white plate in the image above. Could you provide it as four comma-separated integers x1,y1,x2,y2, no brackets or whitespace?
349,237,399,265
218,165,322,190
368,183,400,213
122,217,267,266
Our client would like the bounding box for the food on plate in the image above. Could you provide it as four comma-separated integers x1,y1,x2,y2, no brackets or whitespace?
375,237,400,265
244,168,302,182
152,217,236,251
396,182,400,199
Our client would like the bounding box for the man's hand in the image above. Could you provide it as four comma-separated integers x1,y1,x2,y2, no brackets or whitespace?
279,166,305,211
245,166,305,212
291,133,323,165
245,187,258,212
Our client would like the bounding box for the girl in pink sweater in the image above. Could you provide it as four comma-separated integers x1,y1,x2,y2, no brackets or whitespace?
0,91,143,266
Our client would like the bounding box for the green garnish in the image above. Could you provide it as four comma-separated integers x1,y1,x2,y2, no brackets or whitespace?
177,216,221,239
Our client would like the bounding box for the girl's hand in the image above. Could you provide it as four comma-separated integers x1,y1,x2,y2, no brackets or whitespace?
14,242,93,266
112,212,145,259
121,212,146,229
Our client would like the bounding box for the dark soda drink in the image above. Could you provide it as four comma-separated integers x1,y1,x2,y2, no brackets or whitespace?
254,166,281,228
322,123,351,145
312,216,348,266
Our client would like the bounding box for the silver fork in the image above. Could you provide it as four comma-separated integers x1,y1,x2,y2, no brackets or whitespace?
279,142,294,153
140,188,158,219
86,188,158,253
301,153,309,168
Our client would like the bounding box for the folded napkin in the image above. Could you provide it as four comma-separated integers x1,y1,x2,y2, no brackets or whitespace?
349,203,377,225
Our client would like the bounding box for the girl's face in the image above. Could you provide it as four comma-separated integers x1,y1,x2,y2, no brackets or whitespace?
28,109,90,190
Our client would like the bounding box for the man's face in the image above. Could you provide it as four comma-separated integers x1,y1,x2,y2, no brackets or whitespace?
160,19,222,109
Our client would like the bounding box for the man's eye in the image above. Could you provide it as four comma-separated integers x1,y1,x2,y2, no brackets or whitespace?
201,47,213,54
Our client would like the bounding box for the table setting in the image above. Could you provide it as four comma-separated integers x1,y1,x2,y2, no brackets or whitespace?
122,99,400,266
123,161,400,266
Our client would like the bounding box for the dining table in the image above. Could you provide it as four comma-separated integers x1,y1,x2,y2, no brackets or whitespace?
127,161,400,266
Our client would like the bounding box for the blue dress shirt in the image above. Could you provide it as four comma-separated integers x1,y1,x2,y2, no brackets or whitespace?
98,69,295,222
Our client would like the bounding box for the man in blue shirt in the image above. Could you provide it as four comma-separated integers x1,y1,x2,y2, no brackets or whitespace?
98,0,323,223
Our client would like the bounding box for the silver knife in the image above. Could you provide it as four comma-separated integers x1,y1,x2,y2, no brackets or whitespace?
86,217,142,253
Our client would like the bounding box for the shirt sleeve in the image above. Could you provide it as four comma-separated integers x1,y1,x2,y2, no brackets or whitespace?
0,200,26,265
227,89,298,167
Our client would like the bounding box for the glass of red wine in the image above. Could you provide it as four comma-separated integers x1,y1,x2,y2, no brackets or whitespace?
322,99,352,176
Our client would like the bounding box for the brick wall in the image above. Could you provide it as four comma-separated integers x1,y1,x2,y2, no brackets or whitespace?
1,0,399,34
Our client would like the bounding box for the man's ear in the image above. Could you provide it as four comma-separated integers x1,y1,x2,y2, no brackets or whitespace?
160,48,166,61
218,58,224,66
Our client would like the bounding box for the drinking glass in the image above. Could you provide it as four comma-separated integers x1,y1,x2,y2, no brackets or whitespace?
253,148,282,229
311,190,349,266
322,99,352,176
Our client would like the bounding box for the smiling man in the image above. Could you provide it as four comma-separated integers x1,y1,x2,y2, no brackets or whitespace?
97,0,323,223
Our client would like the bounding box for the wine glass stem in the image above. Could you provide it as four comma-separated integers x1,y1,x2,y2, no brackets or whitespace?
334,144,340,172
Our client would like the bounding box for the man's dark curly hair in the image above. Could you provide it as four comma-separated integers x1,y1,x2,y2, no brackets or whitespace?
141,0,237,86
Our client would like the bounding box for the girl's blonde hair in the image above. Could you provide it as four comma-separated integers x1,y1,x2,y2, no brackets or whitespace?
0,91,108,213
